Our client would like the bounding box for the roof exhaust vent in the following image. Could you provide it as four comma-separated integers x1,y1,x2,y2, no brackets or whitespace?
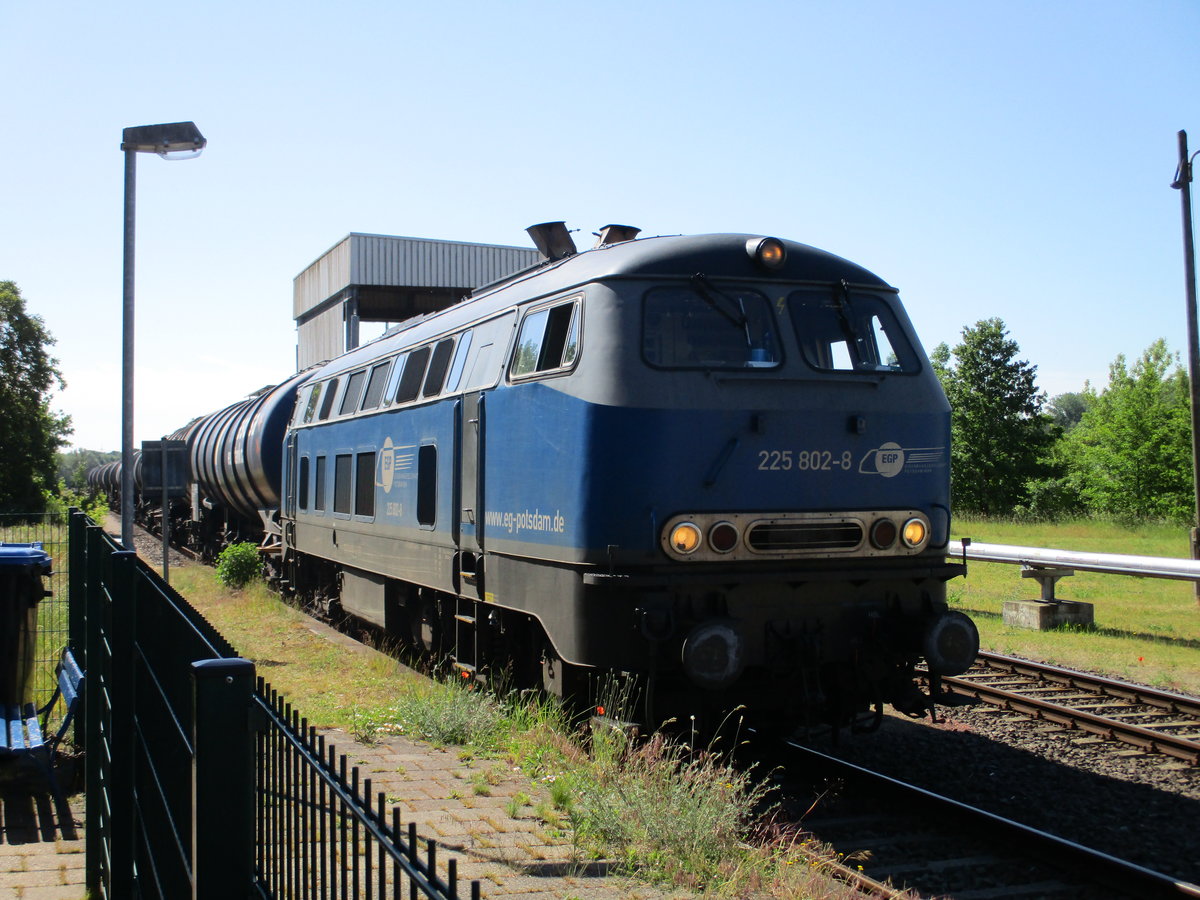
525,222,577,261
593,224,641,248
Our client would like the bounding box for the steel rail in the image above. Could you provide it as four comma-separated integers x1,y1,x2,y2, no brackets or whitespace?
976,650,1200,714
939,678,1200,766
947,539,1200,581
783,739,1200,898
926,652,1200,764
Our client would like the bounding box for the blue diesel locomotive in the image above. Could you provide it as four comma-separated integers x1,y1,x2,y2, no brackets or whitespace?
99,224,978,733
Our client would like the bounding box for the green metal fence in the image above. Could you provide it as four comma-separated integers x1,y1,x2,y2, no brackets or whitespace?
66,509,480,899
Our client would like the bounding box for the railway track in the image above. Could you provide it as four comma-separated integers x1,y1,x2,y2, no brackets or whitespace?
925,650,1200,765
774,738,1200,899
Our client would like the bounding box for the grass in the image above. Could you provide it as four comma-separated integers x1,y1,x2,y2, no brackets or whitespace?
951,516,1200,694
169,568,423,728
173,564,862,899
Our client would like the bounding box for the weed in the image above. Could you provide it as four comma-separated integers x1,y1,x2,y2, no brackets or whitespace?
549,777,573,810
349,707,384,744
471,774,491,796
563,731,775,889
534,801,561,827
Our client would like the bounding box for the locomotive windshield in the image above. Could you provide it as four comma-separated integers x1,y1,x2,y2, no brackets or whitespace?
788,288,919,373
642,284,780,368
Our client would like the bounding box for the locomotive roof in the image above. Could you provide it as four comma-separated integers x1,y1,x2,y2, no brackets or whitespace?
473,232,891,299
311,232,894,376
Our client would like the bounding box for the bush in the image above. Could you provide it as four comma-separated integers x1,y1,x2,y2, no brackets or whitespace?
215,542,261,589
1013,476,1086,521
41,480,108,523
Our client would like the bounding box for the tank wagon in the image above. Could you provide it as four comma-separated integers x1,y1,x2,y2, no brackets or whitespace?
273,225,978,732
95,376,316,561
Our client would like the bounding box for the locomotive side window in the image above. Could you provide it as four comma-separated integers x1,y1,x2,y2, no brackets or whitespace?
314,456,327,512
298,456,309,511
417,445,436,526
394,347,431,404
339,369,368,416
642,286,779,369
461,311,516,390
381,351,408,407
302,384,322,423
422,338,456,398
511,299,580,379
334,454,353,515
360,360,392,411
318,378,340,420
444,331,473,392
355,452,375,517
787,290,918,373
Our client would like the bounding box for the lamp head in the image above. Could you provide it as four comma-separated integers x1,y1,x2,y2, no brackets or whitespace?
121,121,206,159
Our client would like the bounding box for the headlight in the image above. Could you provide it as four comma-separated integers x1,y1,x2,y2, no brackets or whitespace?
901,517,928,548
746,237,786,271
668,522,703,555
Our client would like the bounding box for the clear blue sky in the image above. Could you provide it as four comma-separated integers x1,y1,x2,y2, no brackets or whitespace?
2,1,1197,451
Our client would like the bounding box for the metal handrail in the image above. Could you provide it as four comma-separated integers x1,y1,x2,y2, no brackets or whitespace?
947,539,1200,582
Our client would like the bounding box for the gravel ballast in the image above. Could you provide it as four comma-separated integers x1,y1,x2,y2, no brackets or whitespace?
803,697,1200,886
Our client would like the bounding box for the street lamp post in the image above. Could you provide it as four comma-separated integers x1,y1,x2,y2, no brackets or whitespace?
1172,129,1200,601
120,122,206,551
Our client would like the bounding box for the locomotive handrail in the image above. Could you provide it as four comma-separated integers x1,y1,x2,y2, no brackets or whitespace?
947,539,1200,583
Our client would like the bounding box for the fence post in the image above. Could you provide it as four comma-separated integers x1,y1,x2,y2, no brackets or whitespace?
191,657,256,899
67,509,84,659
107,549,139,896
83,520,105,895
67,511,85,749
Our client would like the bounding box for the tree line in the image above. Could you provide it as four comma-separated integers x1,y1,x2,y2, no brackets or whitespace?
934,318,1194,523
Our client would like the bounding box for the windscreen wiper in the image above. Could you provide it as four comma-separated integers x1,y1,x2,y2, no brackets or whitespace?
832,279,866,363
690,273,752,346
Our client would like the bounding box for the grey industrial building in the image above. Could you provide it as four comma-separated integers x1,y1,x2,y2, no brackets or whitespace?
293,233,541,371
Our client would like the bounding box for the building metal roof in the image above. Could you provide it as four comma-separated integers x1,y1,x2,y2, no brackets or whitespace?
293,232,541,370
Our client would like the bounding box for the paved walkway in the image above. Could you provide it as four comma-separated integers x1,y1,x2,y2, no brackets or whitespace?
0,730,687,900
0,758,85,900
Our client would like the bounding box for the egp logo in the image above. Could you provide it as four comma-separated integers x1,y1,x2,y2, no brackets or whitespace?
860,442,906,478
858,443,945,477
377,438,396,493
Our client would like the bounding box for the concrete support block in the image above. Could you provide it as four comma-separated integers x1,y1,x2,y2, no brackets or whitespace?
1002,599,1095,631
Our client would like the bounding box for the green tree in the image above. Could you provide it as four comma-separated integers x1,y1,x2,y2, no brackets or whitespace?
934,318,1052,514
57,447,120,491
0,281,72,512
1062,340,1192,522
1046,390,1093,432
